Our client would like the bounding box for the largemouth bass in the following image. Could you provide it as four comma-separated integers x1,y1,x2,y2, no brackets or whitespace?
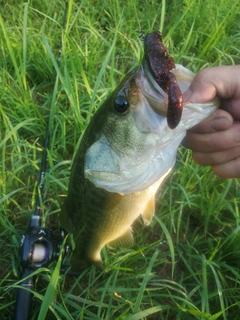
60,32,219,271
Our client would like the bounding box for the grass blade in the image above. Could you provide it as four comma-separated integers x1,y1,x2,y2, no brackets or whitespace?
37,244,65,320
126,305,170,320
154,215,175,278
86,40,115,124
132,250,158,314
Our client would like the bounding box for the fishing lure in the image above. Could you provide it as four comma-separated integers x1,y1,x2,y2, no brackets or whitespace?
144,31,183,129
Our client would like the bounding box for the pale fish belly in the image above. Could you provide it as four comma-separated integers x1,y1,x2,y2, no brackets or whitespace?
84,168,171,265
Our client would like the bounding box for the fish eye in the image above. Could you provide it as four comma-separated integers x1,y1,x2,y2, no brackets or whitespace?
114,95,129,114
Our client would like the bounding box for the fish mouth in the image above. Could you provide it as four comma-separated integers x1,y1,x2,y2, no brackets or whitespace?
136,61,169,117
141,31,184,129
138,61,196,118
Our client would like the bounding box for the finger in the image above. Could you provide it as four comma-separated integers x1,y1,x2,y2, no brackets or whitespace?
188,109,233,134
184,65,240,104
222,98,240,121
212,157,240,179
182,122,240,153
192,145,240,166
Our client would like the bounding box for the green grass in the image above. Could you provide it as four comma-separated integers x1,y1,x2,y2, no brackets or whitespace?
1,0,240,319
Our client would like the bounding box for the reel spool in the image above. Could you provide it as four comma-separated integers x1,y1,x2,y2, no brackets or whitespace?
32,243,47,263
19,225,66,269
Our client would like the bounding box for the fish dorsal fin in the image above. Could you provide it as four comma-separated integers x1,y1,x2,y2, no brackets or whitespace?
107,227,134,249
142,196,155,226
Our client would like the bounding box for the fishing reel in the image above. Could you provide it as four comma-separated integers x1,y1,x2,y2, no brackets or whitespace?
14,214,69,320
19,214,69,270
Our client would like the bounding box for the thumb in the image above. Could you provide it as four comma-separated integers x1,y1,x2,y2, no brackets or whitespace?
183,67,236,133
183,68,218,104
184,65,240,104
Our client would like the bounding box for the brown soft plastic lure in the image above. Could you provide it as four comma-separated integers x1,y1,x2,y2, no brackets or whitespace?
144,31,183,129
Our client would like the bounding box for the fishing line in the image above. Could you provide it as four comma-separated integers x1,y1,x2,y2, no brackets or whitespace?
14,2,69,320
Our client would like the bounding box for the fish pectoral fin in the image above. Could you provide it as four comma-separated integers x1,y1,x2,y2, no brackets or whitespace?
107,228,134,249
142,196,155,226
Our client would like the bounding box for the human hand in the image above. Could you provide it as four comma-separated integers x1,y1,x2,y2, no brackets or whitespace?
182,65,240,179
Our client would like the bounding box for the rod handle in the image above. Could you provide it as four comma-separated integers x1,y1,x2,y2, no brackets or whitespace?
14,268,34,320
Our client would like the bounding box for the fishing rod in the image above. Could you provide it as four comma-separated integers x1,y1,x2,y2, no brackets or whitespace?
14,3,69,319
